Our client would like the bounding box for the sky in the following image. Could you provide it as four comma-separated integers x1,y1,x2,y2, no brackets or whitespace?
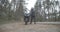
25,0,37,10
9,0,12,3
24,0,37,13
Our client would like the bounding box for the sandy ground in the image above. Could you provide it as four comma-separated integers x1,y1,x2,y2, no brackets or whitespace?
0,22,60,32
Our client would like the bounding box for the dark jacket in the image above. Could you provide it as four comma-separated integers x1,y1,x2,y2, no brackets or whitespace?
31,9,35,17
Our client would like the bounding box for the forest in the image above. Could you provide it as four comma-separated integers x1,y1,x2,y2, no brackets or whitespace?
0,0,60,22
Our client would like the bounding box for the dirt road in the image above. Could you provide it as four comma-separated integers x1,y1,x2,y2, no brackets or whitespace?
0,22,60,32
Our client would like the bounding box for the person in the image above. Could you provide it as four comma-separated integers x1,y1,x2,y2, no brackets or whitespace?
30,8,36,24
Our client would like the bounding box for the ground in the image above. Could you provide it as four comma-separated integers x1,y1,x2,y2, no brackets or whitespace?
0,21,60,32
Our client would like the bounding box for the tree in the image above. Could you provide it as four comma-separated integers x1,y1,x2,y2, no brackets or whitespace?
13,0,24,21
0,0,11,19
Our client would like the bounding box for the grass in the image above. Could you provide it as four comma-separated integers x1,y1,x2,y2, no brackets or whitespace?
0,18,22,25
0,19,15,25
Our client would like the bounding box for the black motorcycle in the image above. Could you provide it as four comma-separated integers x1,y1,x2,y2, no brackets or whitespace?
24,12,30,25
24,16,29,25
